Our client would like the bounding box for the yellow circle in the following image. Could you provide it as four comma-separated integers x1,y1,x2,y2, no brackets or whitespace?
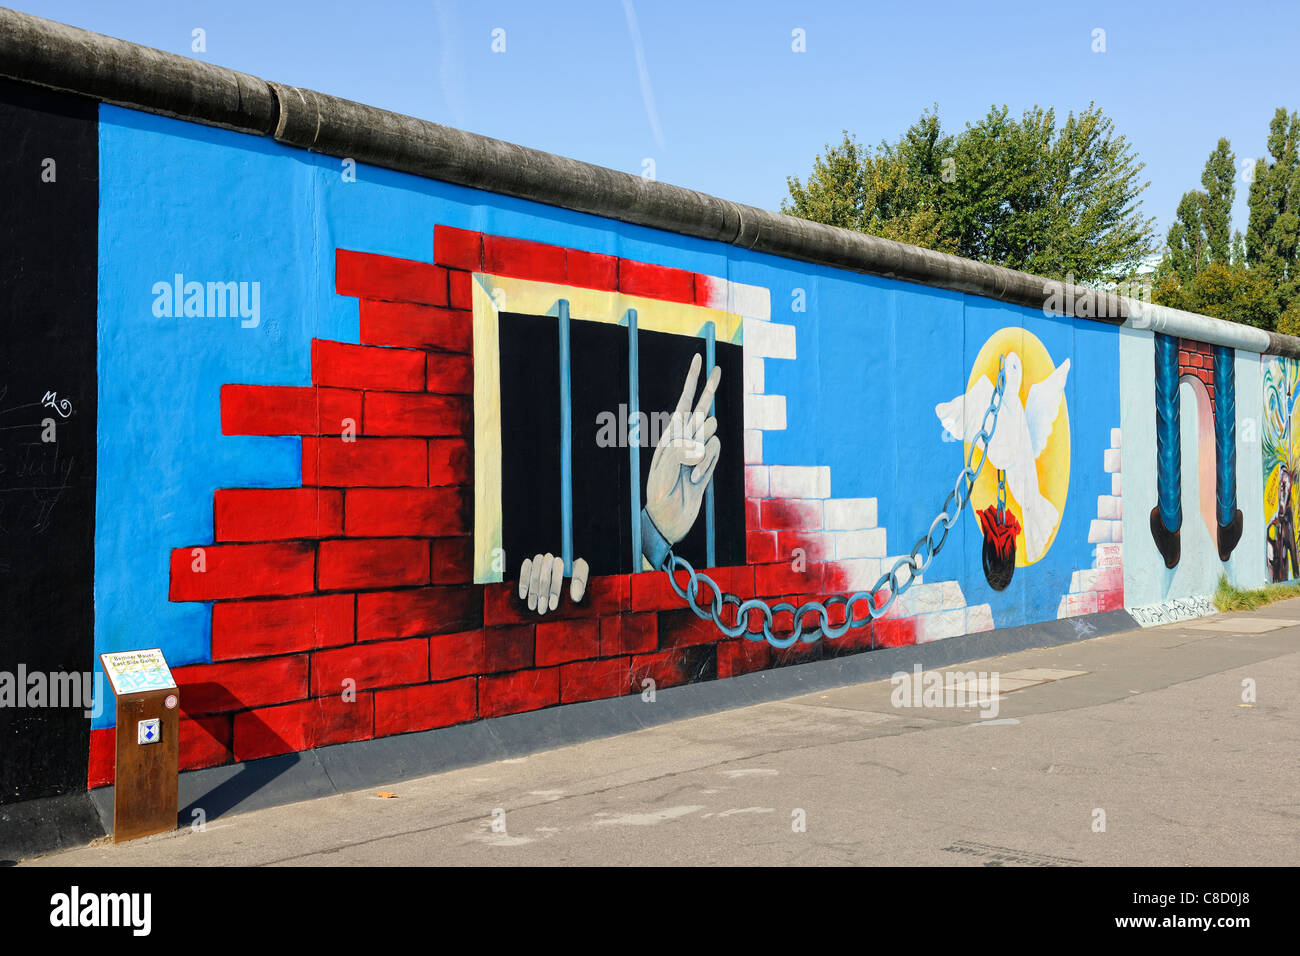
965,328,1070,567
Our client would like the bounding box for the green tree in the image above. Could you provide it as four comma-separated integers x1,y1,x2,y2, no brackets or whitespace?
782,103,1156,283
1201,138,1236,265
1247,108,1300,297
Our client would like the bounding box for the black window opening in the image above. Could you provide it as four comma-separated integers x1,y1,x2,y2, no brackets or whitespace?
498,304,745,581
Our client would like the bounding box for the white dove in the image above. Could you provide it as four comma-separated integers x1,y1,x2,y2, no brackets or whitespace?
935,351,1070,563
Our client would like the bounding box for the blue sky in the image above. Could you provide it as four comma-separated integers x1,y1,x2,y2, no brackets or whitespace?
14,0,1300,247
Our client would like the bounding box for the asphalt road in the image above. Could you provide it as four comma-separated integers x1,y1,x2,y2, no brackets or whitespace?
25,600,1300,866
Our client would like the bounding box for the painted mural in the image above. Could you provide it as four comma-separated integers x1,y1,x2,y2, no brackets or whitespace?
1263,356,1300,582
4,84,1291,805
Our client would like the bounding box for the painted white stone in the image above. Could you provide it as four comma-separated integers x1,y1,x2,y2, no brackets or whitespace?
742,318,795,360
743,356,765,394
940,580,965,610
1103,448,1121,473
1109,519,1123,543
836,528,888,559
744,465,769,498
827,557,883,591
1111,473,1122,497
1088,518,1112,544
917,609,966,643
1110,427,1122,449
823,497,877,530
744,393,786,431
743,429,763,464
965,604,995,633
729,282,771,321
769,465,831,499
1097,495,1122,520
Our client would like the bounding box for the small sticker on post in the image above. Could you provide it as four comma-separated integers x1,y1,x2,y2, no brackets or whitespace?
137,718,160,745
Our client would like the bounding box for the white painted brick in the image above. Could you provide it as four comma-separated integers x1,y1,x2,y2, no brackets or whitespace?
1097,495,1122,520
887,559,922,589
729,282,771,321
743,429,763,464
1104,448,1121,473
745,393,786,430
1059,590,1099,617
1071,569,1101,593
940,580,965,611
902,583,946,615
823,497,877,530
917,609,966,643
743,356,765,394
1110,427,1122,449
1111,473,1122,497
1093,543,1123,568
1088,518,1112,544
743,318,796,360
836,528,888,559
1109,519,1123,543
769,465,831,499
744,465,769,498
965,604,995,633
828,558,882,591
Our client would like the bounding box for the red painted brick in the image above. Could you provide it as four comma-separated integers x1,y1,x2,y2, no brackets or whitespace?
359,300,472,352
717,639,771,679
214,488,344,542
357,586,482,641
428,439,471,486
433,225,483,271
429,629,485,680
746,497,762,528
630,646,713,690
535,617,600,666
336,249,448,306
561,657,632,703
173,655,309,715
777,531,834,563
432,536,473,584
180,715,233,771
483,624,534,672
483,574,629,625
483,235,567,283
619,259,695,304
311,637,429,695
318,538,429,591
1098,588,1125,612
873,614,917,648
479,667,559,717
426,352,473,395
88,728,115,788
599,613,657,655
221,385,362,437
302,437,427,487
747,531,778,563
211,593,355,660
364,392,469,437
630,570,680,612
566,249,618,290
311,339,426,392
658,609,722,649
170,542,316,601
233,693,374,762
760,498,822,531
375,678,477,736
755,561,824,598
447,270,473,311
344,487,466,537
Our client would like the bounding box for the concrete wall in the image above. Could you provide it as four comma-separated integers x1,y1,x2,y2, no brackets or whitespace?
2,10,1298,811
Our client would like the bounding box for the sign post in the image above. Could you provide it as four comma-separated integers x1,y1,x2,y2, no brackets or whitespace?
98,648,180,843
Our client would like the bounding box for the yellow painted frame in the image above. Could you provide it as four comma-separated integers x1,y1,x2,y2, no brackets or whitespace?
472,272,743,583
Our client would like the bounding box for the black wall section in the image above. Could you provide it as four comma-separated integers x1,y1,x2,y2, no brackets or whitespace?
499,313,744,580
0,79,98,804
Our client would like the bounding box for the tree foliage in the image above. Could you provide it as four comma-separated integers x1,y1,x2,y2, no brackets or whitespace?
783,104,1156,283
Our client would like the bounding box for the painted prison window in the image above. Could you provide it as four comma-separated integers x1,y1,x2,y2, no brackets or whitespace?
498,311,745,579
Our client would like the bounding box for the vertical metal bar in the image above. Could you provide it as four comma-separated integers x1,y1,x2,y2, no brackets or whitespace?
627,309,642,572
703,321,716,568
558,300,573,576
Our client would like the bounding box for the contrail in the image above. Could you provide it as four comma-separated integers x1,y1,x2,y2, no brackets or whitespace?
622,0,666,152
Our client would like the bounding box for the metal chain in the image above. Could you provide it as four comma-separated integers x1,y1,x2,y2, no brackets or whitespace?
657,357,1008,649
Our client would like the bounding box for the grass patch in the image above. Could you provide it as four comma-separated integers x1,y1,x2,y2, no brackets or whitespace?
1213,574,1300,612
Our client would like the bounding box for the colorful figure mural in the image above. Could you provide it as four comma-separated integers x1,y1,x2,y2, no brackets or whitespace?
937,330,1071,590
1263,356,1300,581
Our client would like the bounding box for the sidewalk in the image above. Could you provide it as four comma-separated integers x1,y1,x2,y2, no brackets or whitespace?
25,599,1300,866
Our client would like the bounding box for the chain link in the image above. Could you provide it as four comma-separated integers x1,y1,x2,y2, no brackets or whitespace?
659,357,1008,649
